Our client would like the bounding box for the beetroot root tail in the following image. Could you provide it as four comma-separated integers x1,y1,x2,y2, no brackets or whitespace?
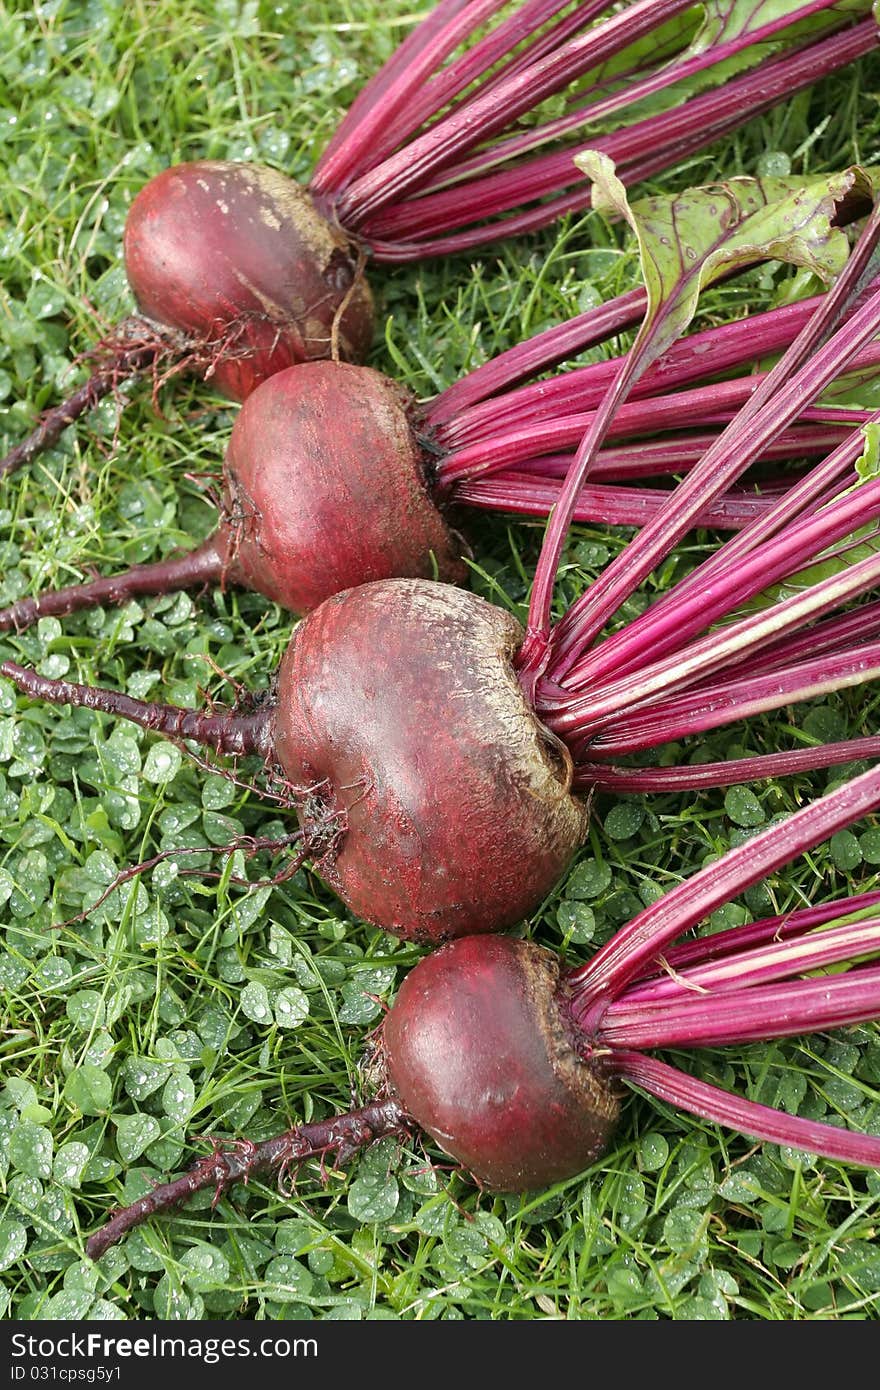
85,1098,411,1260
0,536,225,632
0,316,184,481
0,662,273,759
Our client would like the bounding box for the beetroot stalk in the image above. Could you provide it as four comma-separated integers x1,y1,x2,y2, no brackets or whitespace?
506,424,846,481
542,476,880,738
394,0,845,195
576,737,880,792
428,291,835,445
611,915,880,1004
334,10,876,240
424,287,647,422
83,764,880,1256
718,597,880,682
631,888,880,982
571,767,880,1009
458,473,777,530
610,1053,880,1167
557,419,880,692
438,378,875,486
574,638,880,755
537,201,880,687
361,20,879,258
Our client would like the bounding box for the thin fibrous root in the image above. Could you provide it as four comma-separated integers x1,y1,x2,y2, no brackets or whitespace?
58,830,311,928
84,1098,412,1261
0,308,286,481
0,316,187,480
0,662,273,759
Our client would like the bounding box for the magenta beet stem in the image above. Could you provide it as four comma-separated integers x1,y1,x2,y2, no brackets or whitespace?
434,293,824,449
334,0,695,226
425,285,647,425
632,889,880,985
604,963,880,1048
542,468,880,737
438,376,777,486
575,635,880,756
576,737,880,793
723,599,880,682
614,916,880,1006
313,0,529,194
376,0,848,217
612,1052,880,1168
567,762,880,1015
560,417,878,693
352,0,609,179
544,207,880,687
510,427,849,483
456,473,771,530
360,19,878,258
315,0,485,177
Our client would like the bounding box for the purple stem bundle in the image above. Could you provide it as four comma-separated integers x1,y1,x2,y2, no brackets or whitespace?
325,7,877,257
577,636,880,755
430,293,832,447
536,200,880,687
569,764,880,1010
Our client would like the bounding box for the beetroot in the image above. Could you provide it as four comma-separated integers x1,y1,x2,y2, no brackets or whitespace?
385,763,880,1186
8,217,880,943
2,581,585,945
219,364,466,611
0,162,373,482
383,935,618,1189
82,763,880,1258
122,162,375,398
1,300,870,630
2,0,875,477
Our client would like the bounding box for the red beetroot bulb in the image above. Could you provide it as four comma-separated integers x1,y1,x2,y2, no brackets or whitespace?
0,161,374,481
0,362,466,629
384,934,618,1189
123,161,374,399
1,580,587,944
81,766,880,1258
218,362,466,610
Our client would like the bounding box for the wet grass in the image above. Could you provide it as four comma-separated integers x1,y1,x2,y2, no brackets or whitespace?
1,0,880,1320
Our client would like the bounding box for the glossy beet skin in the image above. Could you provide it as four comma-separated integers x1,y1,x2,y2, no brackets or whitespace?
0,362,467,630
218,363,467,611
273,581,588,943
124,161,375,399
385,935,619,1188
2,581,588,943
